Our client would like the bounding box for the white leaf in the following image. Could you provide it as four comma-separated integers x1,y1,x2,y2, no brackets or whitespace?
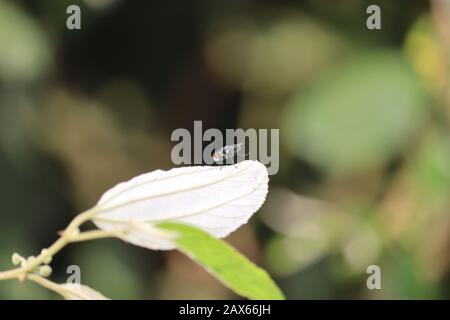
92,160,269,250
60,283,109,300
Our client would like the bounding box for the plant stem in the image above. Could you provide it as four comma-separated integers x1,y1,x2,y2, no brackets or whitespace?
0,208,96,281
26,274,64,295
70,229,124,242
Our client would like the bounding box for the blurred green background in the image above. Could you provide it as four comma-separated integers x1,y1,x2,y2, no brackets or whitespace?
0,0,449,299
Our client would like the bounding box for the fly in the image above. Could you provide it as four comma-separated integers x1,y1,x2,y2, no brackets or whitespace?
212,143,244,166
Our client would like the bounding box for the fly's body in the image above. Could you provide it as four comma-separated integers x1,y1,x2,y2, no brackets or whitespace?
212,143,244,165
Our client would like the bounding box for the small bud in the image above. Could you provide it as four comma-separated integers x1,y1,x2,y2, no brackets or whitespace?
41,249,52,264
11,253,23,266
27,255,36,264
25,256,37,270
38,265,52,277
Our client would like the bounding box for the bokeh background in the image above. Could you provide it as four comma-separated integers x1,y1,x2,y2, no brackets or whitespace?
0,0,449,299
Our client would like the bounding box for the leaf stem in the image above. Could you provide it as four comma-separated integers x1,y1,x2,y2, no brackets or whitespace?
70,229,124,242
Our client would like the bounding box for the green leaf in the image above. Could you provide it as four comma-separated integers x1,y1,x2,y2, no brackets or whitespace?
158,222,285,300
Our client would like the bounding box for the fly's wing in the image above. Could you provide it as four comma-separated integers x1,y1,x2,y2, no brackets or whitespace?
220,145,233,159
235,143,243,154
235,143,246,161
229,143,244,158
215,144,244,163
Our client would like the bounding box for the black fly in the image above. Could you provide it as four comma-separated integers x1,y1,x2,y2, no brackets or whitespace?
212,143,244,167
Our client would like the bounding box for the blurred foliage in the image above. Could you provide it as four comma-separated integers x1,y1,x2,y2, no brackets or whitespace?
0,0,449,299
282,50,428,175
0,1,50,82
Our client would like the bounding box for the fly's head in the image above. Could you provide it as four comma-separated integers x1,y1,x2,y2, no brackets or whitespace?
212,151,221,163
